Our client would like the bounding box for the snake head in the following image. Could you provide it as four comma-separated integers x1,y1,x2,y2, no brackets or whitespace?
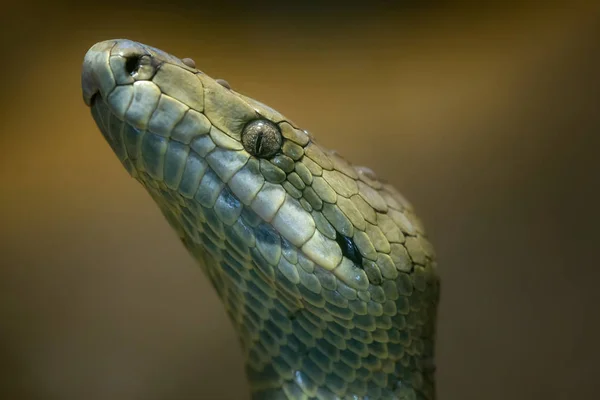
82,39,439,399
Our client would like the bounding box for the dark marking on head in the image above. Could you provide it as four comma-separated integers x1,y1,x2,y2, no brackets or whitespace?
335,233,363,266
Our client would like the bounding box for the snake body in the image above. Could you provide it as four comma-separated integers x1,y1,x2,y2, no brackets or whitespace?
82,39,439,400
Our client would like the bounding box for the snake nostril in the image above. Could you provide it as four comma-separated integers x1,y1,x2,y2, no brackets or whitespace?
124,55,141,76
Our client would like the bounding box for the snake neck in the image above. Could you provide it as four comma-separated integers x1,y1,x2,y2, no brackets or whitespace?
142,181,438,400
240,305,438,400
205,250,438,400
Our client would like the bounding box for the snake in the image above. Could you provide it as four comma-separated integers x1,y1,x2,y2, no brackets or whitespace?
81,39,440,400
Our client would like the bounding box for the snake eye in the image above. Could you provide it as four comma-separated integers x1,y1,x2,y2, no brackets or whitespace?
241,120,282,158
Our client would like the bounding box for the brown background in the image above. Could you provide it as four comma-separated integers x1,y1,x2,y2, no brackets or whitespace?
1,1,599,399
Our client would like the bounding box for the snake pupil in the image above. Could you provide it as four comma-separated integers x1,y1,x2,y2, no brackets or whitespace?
255,132,263,155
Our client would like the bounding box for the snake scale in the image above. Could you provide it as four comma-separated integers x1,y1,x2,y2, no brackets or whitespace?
81,39,440,400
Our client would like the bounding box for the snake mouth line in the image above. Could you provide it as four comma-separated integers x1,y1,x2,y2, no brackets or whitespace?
89,92,100,107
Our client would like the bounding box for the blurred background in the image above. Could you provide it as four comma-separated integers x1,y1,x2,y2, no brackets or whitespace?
1,1,599,399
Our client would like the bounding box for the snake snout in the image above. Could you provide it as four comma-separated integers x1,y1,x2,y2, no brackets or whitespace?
82,40,117,106
81,55,100,107
82,39,152,107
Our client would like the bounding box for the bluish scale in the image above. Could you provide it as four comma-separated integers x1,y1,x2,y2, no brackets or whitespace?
354,313,376,331
301,356,328,385
366,381,383,398
201,221,221,247
298,270,321,295
347,379,367,397
324,301,353,320
195,170,224,207
286,331,308,354
244,289,270,320
248,269,276,298
258,329,279,356
298,285,325,308
323,372,346,394
332,315,353,329
293,321,317,349
323,289,348,308
106,112,127,161
279,342,302,369
351,327,372,343
198,232,222,261
263,319,285,342
221,260,246,289
356,367,370,380
223,241,248,265
254,223,282,266
268,306,292,334
347,339,368,357
275,269,301,299
251,248,275,279
121,123,143,162
182,214,200,242
202,205,225,237
375,315,393,330
303,303,332,323
231,217,255,246
364,353,383,369
178,151,207,197
294,370,317,396
163,140,189,189
372,328,389,342
314,268,336,291
246,280,272,305
271,356,293,380
323,330,345,350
